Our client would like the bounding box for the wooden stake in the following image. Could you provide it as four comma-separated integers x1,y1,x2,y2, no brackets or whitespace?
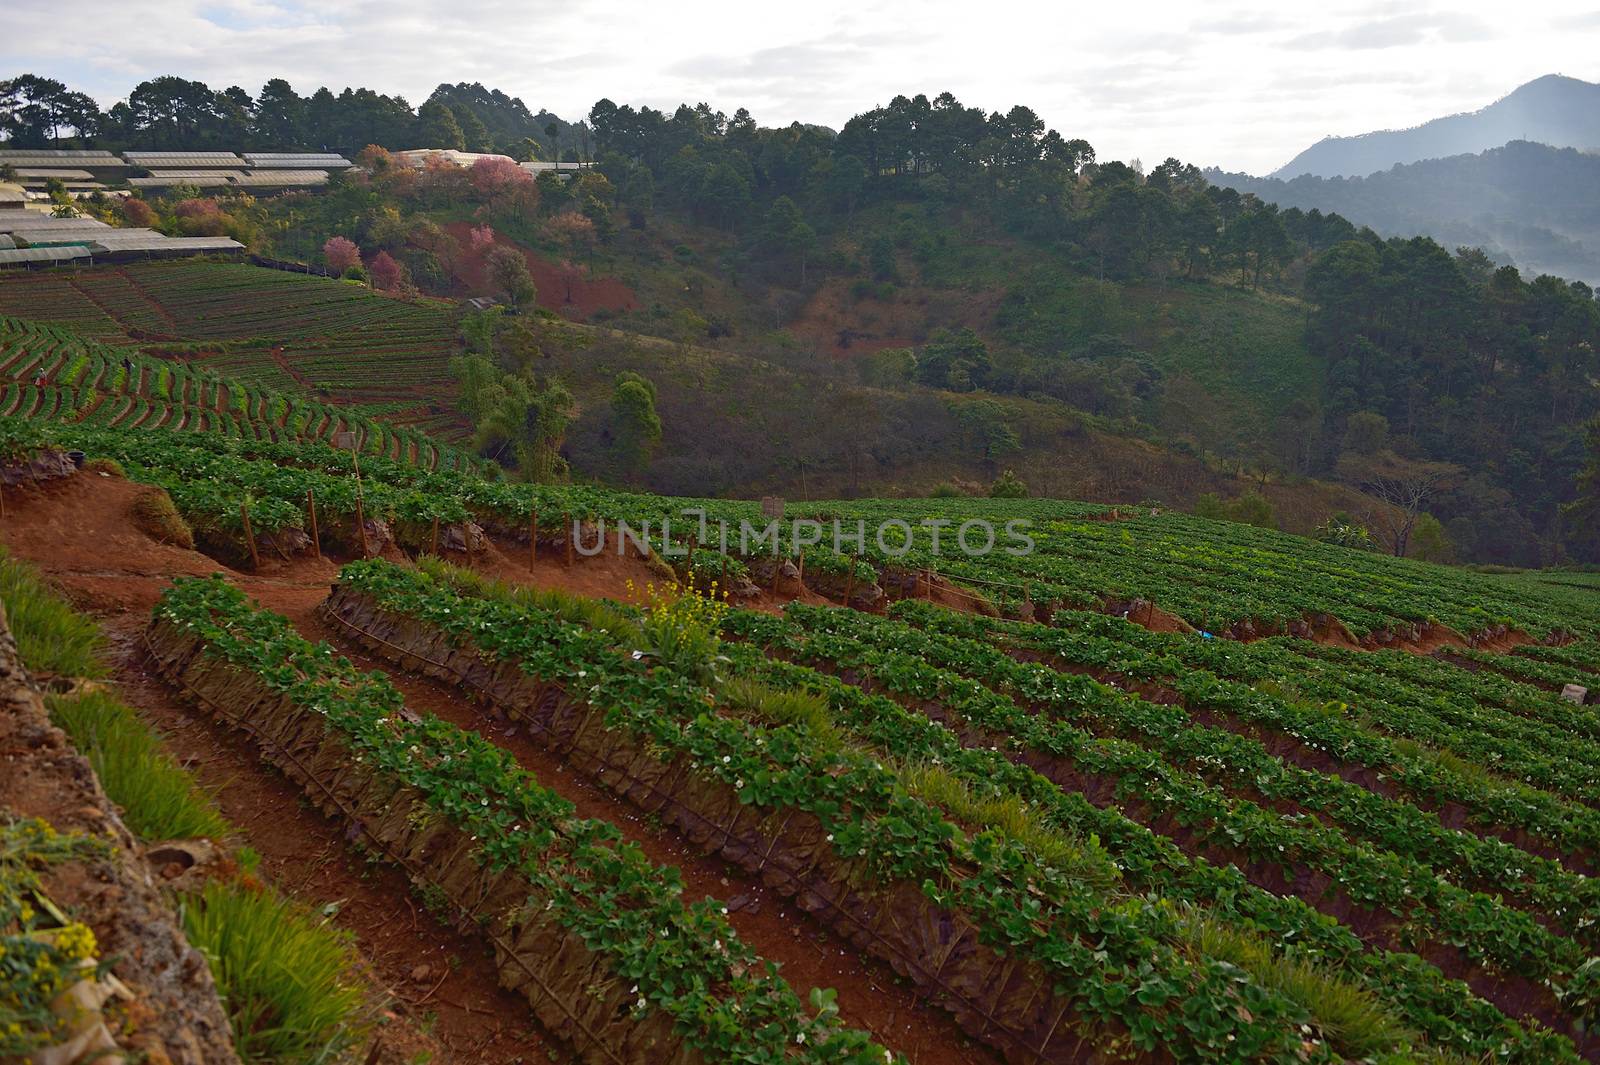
239,503,260,570
796,551,804,592
529,508,538,565
355,495,369,558
0,481,6,522
844,557,856,607
564,513,574,566
720,552,728,591
306,489,320,558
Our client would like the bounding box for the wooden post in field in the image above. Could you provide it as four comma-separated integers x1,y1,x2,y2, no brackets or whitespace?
0,481,6,522
796,551,804,593
306,489,321,558
529,507,538,566
354,495,368,558
564,513,574,566
239,503,260,570
844,557,856,607
720,552,728,591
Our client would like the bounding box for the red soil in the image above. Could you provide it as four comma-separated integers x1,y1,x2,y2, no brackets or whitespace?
0,472,992,1065
786,279,1002,358
442,222,637,321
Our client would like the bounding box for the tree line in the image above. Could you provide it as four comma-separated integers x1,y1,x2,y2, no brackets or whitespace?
0,74,587,160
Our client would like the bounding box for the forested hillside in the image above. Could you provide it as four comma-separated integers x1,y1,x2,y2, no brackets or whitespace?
6,74,1600,565
1211,141,1600,286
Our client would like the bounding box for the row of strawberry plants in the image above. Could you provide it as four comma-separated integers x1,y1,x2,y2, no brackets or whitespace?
1445,648,1600,710
730,605,1600,1033
149,575,892,1065
777,604,1600,946
330,560,1342,1062
1271,643,1600,797
1270,636,1600,742
714,615,1578,1063
2,316,473,471
889,601,1600,865
968,604,1600,813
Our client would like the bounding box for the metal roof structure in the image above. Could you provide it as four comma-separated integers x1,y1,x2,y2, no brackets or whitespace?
91,235,242,253
11,169,96,181
230,171,328,187
244,153,353,168
124,152,246,168
143,169,248,180
127,175,233,189
0,216,109,234
398,148,519,168
0,246,91,266
0,149,121,160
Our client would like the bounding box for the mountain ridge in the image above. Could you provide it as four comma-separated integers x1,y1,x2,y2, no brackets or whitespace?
1271,74,1600,178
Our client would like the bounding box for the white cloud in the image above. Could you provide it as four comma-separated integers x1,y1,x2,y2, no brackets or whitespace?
2,0,1597,173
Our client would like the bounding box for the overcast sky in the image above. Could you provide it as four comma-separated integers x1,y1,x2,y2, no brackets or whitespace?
4,0,1597,173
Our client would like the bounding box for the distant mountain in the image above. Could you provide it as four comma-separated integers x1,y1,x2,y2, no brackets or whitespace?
1272,74,1600,179
1210,140,1600,286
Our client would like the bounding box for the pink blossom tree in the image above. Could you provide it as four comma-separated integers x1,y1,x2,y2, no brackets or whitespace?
369,250,407,292
323,236,361,274
121,197,158,227
469,224,496,253
469,156,531,198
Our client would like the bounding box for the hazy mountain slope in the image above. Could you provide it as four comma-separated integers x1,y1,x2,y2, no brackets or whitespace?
1211,141,1600,285
1272,74,1600,178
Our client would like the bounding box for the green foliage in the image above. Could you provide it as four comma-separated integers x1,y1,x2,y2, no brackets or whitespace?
182,880,366,1064
1314,512,1375,551
156,573,894,1064
631,577,731,687
1409,512,1454,564
451,354,573,480
484,245,536,307
47,691,229,841
0,548,105,679
947,397,1020,460
857,347,914,388
1,817,109,1058
915,328,990,391
1194,490,1277,529
988,469,1029,498
609,371,662,476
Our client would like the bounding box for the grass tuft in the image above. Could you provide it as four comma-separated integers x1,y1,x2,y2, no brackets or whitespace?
131,486,196,549
417,555,641,640
47,690,229,842
0,547,105,679
1181,909,1432,1061
182,879,368,1064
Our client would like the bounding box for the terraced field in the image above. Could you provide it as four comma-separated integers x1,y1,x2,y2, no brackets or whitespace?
6,415,1600,1063
0,261,464,434
0,316,477,471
